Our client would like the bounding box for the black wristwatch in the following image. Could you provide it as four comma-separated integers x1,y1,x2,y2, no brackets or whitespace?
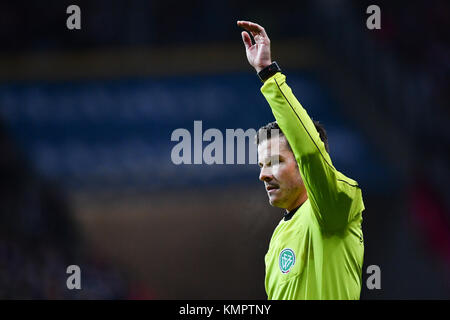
257,61,282,82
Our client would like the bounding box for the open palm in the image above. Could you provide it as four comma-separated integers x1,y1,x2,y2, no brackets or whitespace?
237,21,272,73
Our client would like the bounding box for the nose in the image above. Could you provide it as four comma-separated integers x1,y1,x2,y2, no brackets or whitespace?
259,166,273,182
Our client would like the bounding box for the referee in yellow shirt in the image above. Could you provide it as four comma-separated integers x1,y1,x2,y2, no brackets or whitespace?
237,20,365,300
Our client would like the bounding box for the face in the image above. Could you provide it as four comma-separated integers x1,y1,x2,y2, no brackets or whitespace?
258,136,306,211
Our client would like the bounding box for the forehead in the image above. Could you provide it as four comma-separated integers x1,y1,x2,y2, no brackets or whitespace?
257,136,290,156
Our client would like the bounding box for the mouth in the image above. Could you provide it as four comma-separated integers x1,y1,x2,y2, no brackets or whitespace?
266,184,279,193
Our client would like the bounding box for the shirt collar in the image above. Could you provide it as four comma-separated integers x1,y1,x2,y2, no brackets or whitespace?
284,205,301,221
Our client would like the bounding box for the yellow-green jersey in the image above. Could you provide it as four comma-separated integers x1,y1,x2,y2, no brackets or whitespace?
262,72,365,300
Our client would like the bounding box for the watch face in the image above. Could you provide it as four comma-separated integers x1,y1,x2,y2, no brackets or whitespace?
258,62,280,82
268,62,280,73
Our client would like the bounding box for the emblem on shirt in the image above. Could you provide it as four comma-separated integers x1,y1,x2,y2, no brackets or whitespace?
279,248,296,274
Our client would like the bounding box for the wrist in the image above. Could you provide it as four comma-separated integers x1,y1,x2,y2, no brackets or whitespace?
255,62,272,73
257,61,282,83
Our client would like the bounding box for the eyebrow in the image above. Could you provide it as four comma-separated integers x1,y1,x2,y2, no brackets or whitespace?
258,154,283,167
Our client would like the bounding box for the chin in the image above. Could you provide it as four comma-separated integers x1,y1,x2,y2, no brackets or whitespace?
269,196,285,209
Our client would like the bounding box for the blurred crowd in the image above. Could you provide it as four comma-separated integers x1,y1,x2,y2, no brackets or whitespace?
369,1,448,200
0,124,136,299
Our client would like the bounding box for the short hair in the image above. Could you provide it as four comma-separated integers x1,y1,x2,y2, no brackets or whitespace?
256,120,329,153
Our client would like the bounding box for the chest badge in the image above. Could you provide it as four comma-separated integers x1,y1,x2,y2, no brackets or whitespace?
279,248,296,274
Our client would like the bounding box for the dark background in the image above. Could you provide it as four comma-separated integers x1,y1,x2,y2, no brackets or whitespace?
0,0,448,299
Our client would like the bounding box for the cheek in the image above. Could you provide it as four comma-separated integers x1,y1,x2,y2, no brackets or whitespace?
271,163,283,178
271,164,287,184
278,163,302,187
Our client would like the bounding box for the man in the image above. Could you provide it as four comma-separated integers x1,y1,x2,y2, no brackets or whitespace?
237,20,365,300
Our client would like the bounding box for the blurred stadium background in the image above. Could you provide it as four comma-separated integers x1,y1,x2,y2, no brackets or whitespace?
0,0,448,299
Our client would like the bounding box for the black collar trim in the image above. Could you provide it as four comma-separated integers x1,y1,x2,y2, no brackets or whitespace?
284,205,301,221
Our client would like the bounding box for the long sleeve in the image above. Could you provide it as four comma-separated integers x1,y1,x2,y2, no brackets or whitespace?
261,72,364,232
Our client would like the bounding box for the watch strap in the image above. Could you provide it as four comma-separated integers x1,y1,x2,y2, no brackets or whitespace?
257,61,282,82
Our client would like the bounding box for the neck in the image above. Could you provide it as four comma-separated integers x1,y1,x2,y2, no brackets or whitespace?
286,192,308,213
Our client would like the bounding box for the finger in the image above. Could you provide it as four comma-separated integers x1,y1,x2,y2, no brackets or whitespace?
237,20,268,38
237,20,259,33
245,21,267,37
241,31,252,49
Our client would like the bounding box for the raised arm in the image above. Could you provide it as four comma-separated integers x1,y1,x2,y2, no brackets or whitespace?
237,20,364,231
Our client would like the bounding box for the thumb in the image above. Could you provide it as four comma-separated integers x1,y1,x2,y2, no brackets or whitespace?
241,31,252,50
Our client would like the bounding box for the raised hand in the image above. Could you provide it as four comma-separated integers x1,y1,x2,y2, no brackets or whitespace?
237,20,272,73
